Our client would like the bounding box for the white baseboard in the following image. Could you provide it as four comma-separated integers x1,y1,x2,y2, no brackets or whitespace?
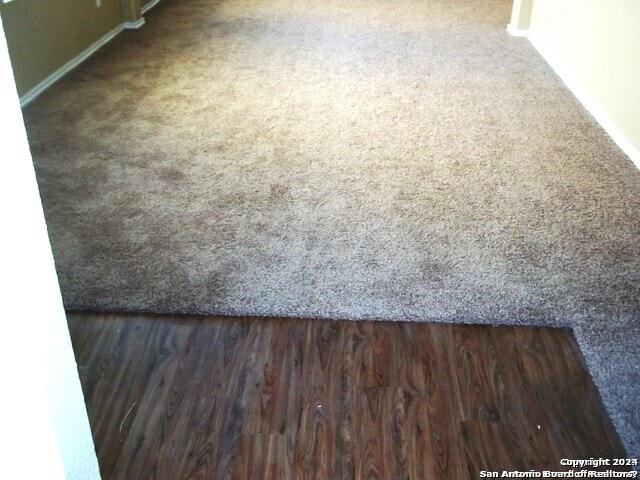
525,31,640,171
124,18,146,30
506,24,528,37
19,19,145,107
142,0,162,14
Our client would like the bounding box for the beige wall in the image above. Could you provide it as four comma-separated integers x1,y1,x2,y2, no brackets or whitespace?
509,0,532,31
0,0,125,96
526,0,640,163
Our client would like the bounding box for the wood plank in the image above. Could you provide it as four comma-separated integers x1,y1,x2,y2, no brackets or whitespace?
497,327,628,461
413,324,467,479
233,434,293,479
66,313,628,480
175,318,251,480
68,314,166,478
444,324,505,422
109,317,213,480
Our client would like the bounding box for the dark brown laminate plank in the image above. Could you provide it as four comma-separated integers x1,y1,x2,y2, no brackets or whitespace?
233,433,293,479
413,325,467,479
67,313,628,480
110,318,212,480
496,327,626,461
68,314,166,479
179,319,254,480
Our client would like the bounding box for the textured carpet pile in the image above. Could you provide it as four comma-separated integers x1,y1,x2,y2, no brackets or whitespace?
24,0,639,456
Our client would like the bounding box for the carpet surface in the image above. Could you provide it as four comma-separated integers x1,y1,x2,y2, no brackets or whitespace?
24,0,639,456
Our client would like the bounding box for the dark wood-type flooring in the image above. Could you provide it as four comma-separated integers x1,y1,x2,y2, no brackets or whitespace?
67,312,627,479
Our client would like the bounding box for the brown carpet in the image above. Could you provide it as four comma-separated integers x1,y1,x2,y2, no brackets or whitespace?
23,0,639,456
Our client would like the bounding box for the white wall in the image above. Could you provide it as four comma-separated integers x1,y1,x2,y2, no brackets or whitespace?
0,13,101,480
520,0,640,168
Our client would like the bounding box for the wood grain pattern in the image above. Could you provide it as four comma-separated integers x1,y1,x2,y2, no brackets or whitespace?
67,313,628,479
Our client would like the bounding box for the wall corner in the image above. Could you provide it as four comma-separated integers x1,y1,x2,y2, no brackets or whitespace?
121,0,143,26
508,0,533,36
